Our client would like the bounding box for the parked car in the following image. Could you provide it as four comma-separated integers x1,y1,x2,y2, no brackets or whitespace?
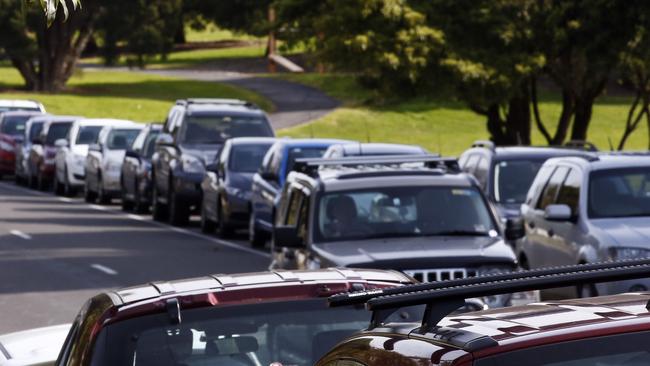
0,324,71,366
29,116,78,191
322,142,428,158
200,137,276,236
152,98,275,226
120,123,162,213
51,269,414,366
249,138,351,247
459,140,593,220
54,119,114,196
517,152,650,298
317,259,650,366
272,155,520,308
84,121,142,204
0,111,44,179
14,115,46,186
0,99,45,113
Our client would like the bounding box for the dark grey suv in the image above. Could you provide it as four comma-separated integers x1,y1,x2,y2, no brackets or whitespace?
271,155,521,308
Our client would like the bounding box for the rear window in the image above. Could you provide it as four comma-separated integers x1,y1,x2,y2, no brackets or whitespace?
28,121,44,141
106,129,141,150
179,115,273,144
229,143,273,172
0,115,32,136
76,126,103,144
45,122,73,144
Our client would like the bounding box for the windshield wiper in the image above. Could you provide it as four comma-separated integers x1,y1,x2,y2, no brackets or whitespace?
428,230,491,237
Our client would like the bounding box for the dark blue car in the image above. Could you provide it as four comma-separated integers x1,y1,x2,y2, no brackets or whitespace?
249,138,351,247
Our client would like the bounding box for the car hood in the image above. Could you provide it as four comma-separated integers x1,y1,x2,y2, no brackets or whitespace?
0,324,71,365
591,217,650,247
313,236,516,269
179,143,221,164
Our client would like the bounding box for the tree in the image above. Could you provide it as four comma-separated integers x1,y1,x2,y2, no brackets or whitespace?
35,0,81,25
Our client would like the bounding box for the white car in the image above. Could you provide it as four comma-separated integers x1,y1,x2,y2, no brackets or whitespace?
54,119,114,196
84,122,143,204
0,99,45,113
0,324,70,366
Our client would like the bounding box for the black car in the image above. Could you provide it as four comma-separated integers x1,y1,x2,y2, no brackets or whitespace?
120,123,162,213
459,140,594,219
200,137,276,236
152,99,275,226
272,155,521,308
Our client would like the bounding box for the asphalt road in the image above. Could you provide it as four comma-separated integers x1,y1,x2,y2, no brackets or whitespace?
0,179,270,334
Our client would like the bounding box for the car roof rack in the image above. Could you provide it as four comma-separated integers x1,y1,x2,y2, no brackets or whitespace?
329,259,650,334
471,140,495,151
293,155,458,177
176,98,257,109
563,140,599,152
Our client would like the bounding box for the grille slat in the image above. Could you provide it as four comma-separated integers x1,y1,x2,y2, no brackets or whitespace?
404,268,477,282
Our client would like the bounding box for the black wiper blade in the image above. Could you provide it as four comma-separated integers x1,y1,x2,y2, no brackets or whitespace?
429,230,490,237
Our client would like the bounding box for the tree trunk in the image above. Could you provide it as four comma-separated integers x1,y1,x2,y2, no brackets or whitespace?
486,104,508,145
505,83,531,145
551,89,575,145
571,95,595,142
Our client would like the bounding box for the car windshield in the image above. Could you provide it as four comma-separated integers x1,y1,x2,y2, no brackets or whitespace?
229,143,273,172
142,131,160,158
285,146,329,176
107,129,141,150
28,122,44,141
76,126,103,144
315,186,497,242
588,167,650,218
494,159,545,204
45,122,72,144
475,330,650,365
179,115,272,144
0,115,32,136
90,299,421,366
0,107,41,112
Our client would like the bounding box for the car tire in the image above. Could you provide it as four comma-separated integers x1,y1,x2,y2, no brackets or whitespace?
63,167,76,197
216,198,234,238
84,178,97,203
36,170,48,191
151,181,168,221
249,212,266,248
168,185,189,226
54,175,64,196
200,203,216,233
121,195,134,211
133,178,149,214
27,173,37,189
97,175,111,205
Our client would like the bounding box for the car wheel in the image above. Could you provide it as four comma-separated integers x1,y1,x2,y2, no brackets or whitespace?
200,202,216,234
168,185,189,226
249,212,266,248
97,175,111,205
151,182,168,221
120,179,133,211
63,167,76,197
27,172,37,189
36,170,48,191
53,174,63,195
216,198,234,238
84,178,97,203
133,178,149,214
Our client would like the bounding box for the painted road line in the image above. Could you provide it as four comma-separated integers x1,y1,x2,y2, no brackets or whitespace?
9,230,32,240
90,264,118,276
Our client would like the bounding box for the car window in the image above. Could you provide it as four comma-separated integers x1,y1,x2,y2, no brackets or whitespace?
536,166,569,210
476,330,650,366
284,147,329,178
495,159,546,204
106,129,141,150
131,130,147,151
474,157,490,188
46,122,73,145
588,167,650,218
315,186,497,243
526,165,554,206
75,126,103,144
28,121,44,141
179,115,272,144
0,115,31,136
229,143,273,173
142,131,160,158
556,168,581,215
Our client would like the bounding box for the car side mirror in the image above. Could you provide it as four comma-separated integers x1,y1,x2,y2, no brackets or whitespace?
544,204,572,221
274,226,304,248
505,218,525,241
54,139,68,148
155,133,174,146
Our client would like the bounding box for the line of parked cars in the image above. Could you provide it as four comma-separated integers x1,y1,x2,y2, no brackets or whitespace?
1,97,650,366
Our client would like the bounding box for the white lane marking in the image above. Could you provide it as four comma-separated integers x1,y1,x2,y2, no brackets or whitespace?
9,230,32,240
91,264,118,275
127,214,145,221
58,197,73,203
89,204,108,211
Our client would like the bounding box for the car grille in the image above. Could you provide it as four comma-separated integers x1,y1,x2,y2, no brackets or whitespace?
403,268,477,282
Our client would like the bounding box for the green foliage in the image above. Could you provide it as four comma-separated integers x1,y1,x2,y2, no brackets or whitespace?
37,0,81,25
185,0,272,37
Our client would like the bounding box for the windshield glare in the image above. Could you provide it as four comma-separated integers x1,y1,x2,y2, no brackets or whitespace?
180,115,271,144
1,116,31,136
230,143,273,172
588,167,650,218
494,159,545,204
45,122,72,144
76,126,102,145
107,129,141,150
316,186,496,242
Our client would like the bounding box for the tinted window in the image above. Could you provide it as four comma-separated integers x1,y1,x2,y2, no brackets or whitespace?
285,147,328,178
46,122,72,144
526,165,554,206
495,159,546,204
556,168,581,215
229,143,273,173
315,186,496,243
0,115,31,135
476,330,650,365
89,299,421,366
28,121,44,141
179,115,272,144
536,166,569,210
106,129,141,150
142,131,160,158
76,126,102,144
588,167,650,218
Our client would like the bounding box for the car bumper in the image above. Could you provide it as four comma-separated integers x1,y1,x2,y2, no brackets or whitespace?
223,194,251,226
173,172,204,204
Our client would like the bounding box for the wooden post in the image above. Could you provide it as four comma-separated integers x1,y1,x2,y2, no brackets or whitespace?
268,6,277,73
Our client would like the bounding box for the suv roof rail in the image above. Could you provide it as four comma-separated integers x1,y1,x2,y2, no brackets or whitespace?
293,155,457,177
176,98,258,109
329,259,650,333
471,140,495,151
563,140,599,152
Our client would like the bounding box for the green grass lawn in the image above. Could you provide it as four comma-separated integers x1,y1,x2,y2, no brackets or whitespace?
185,24,261,43
276,74,649,155
0,67,273,122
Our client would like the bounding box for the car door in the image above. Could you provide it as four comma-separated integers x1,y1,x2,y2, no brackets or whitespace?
524,165,569,269
257,146,283,231
273,183,306,269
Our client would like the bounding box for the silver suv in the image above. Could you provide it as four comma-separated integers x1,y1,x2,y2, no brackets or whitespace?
517,152,650,298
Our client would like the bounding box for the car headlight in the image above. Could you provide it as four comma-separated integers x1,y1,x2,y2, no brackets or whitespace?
608,247,650,261
0,141,13,151
478,267,513,308
181,155,205,174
